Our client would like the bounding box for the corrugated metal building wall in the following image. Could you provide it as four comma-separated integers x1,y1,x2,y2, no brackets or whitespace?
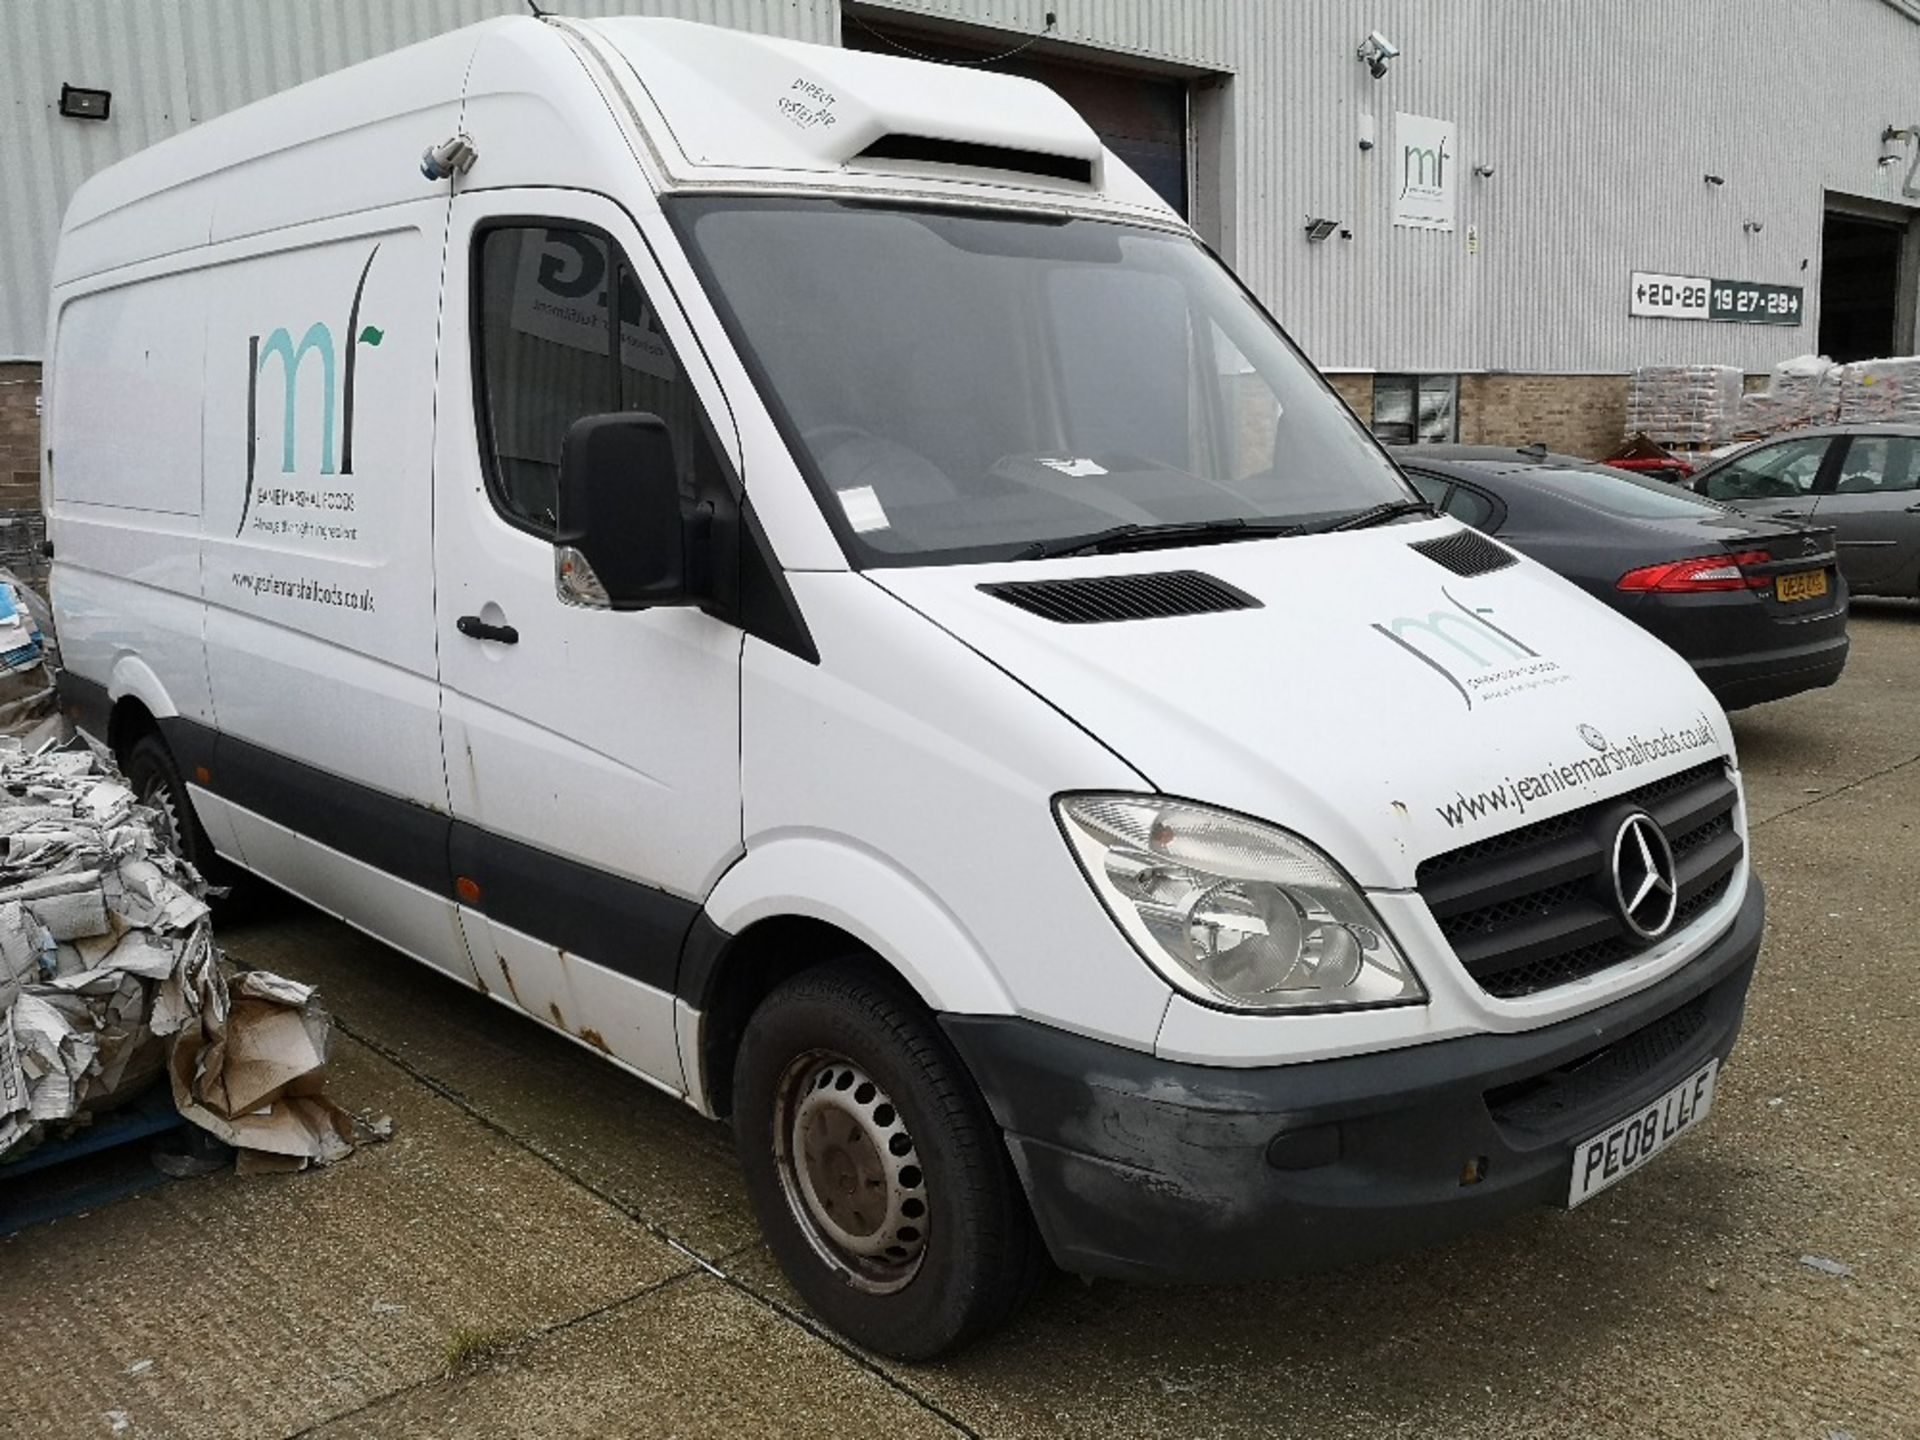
5,0,1920,373
0,0,834,362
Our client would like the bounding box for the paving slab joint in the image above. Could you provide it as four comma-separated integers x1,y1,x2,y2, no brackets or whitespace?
287,992,981,1440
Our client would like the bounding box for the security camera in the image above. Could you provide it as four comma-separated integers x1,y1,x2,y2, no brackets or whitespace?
1356,31,1400,80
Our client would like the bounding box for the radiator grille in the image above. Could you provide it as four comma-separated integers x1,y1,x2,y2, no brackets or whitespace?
1417,761,1742,999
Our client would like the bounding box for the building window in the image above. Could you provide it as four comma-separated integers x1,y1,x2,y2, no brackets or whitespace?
1372,374,1458,445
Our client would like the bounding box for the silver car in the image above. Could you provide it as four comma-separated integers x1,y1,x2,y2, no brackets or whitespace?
1688,425,1920,598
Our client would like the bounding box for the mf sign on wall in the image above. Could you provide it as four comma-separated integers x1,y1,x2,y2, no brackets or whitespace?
1393,113,1457,232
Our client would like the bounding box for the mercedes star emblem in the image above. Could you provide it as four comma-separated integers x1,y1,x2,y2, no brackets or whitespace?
1611,812,1678,939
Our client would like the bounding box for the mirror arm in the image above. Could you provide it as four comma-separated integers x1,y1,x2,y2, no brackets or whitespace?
685,499,717,603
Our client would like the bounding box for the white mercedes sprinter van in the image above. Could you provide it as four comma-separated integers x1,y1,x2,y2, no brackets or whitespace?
45,16,1762,1358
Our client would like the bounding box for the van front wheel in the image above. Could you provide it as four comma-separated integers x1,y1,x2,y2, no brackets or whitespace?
732,962,1041,1359
123,732,230,890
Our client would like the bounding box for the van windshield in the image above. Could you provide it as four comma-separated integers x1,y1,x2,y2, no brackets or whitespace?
669,197,1412,566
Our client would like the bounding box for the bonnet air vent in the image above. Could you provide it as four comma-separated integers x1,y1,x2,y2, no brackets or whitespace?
1409,529,1516,578
980,572,1261,624
855,134,1094,185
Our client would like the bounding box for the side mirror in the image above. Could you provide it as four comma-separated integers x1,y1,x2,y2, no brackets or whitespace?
554,412,695,610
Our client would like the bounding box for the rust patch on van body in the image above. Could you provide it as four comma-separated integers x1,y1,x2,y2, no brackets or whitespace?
578,1027,610,1054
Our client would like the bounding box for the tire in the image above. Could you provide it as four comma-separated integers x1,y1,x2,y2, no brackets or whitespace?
122,731,240,896
732,961,1043,1360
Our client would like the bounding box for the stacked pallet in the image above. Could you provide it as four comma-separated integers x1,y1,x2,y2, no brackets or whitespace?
1732,353,1920,438
1,741,360,1175
1832,357,1920,425
1,746,197,1157
1624,365,1745,444
1735,355,1840,435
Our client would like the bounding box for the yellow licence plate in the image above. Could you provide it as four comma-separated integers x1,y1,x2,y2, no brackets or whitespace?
1776,569,1830,603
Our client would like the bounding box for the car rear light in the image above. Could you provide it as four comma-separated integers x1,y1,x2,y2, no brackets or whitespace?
1617,550,1774,593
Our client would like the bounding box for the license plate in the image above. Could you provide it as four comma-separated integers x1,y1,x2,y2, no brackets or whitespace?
1775,569,1829,602
1568,1059,1717,1207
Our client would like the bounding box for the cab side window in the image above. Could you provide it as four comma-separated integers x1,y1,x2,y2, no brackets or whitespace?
1406,471,1449,508
1440,483,1497,531
1834,436,1920,493
1405,471,1498,533
473,223,722,536
1700,437,1829,502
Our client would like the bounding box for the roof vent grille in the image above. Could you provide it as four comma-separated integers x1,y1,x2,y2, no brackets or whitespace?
980,572,1261,624
1410,529,1516,578
855,133,1094,185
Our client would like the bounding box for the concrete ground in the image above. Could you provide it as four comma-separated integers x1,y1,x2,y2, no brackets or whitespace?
3,605,1917,1440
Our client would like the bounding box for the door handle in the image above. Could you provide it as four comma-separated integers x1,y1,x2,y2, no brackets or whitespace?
1775,509,1806,518
456,615,519,645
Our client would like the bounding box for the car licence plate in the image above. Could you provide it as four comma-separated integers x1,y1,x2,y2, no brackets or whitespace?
1775,569,1829,602
1568,1059,1717,1207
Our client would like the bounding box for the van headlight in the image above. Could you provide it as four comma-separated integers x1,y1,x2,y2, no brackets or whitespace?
1056,795,1425,1012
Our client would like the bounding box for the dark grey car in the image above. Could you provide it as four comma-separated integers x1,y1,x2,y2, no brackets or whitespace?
1398,446,1849,709
1686,425,1920,598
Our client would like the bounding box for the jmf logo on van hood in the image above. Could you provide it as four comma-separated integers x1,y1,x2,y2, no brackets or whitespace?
1371,588,1569,710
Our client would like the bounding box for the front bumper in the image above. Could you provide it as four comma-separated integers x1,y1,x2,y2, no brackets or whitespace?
942,879,1763,1284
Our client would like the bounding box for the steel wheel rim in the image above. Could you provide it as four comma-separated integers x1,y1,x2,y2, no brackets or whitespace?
772,1050,929,1295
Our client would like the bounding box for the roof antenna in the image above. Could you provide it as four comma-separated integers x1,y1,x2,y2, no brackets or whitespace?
846,9,1058,65
525,0,549,17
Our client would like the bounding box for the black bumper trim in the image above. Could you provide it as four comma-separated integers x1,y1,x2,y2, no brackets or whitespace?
1695,633,1849,710
942,879,1763,1284
59,681,694,995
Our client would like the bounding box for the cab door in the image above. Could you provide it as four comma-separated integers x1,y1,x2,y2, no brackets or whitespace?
1815,433,1920,592
433,189,745,1091
1695,435,1837,525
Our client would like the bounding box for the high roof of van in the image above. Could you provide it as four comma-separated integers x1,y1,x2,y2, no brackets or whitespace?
574,17,1164,208
54,15,1176,287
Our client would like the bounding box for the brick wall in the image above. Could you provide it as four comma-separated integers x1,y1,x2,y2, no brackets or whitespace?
1456,374,1630,459
1324,370,1632,459
0,363,46,582
1322,371,1374,420
0,363,40,511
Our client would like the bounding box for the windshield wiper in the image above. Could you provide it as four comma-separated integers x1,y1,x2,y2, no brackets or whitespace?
1015,517,1305,561
1309,499,1437,534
